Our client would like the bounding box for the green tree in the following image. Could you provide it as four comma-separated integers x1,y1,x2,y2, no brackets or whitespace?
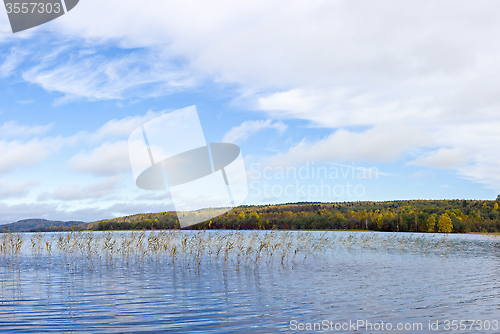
437,213,453,233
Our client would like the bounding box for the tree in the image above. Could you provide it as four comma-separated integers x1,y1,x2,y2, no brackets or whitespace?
426,215,436,233
482,203,490,212
376,214,384,230
437,213,453,233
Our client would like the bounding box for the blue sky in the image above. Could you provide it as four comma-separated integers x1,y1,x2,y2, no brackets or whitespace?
0,0,499,224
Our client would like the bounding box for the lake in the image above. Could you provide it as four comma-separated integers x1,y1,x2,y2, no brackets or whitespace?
1,231,499,333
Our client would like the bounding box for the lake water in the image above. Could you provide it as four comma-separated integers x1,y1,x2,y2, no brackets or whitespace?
0,231,499,333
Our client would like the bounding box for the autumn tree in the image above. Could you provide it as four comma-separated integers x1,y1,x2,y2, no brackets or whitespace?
426,215,436,233
437,213,453,233
376,214,384,230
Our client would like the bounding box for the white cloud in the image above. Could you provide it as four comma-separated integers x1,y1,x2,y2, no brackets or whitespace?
0,138,62,173
3,0,500,194
262,123,431,168
68,141,131,176
410,148,470,169
0,179,39,198
222,119,287,143
45,0,498,89
47,176,123,201
0,111,164,178
260,118,500,190
0,0,496,107
256,87,438,128
0,121,54,138
406,121,500,190
0,111,159,176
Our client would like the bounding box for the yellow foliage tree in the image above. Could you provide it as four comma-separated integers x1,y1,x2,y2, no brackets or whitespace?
426,215,436,233
248,211,259,220
437,213,453,233
376,214,384,230
482,202,490,212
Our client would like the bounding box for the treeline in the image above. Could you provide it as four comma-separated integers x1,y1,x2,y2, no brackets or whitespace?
85,199,500,233
31,223,89,232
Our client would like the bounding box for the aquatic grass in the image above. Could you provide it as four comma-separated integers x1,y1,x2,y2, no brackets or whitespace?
0,230,495,273
0,231,23,267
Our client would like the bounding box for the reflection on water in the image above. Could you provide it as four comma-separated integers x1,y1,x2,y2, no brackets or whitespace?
1,231,499,333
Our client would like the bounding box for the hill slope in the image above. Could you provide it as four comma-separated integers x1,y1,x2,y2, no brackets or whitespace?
2,219,88,232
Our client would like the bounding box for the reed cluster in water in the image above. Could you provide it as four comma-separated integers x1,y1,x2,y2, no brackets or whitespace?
0,230,492,271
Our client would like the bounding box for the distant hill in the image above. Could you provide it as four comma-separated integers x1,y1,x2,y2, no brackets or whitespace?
1,219,89,232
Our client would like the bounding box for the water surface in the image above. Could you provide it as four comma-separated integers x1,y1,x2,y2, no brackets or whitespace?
1,231,499,333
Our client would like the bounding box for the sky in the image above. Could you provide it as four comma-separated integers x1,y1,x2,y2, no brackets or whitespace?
0,0,499,224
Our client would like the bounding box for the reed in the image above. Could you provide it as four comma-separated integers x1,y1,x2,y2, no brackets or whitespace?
0,230,488,272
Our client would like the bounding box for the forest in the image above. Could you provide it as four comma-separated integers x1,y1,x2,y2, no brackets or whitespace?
81,199,500,234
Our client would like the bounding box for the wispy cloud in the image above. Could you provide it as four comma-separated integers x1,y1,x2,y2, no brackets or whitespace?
89,110,164,141
20,46,197,103
0,47,27,78
1,37,198,104
0,121,54,138
17,100,34,105
222,119,287,143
